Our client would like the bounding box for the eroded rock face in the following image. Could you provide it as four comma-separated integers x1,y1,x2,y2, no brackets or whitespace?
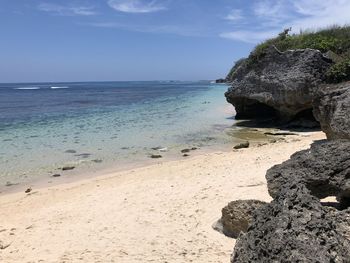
214,200,266,238
232,184,350,263
266,140,350,206
225,46,332,121
313,83,350,139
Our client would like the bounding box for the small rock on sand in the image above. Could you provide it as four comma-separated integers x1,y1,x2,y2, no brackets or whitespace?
62,166,75,171
150,154,162,159
233,141,250,150
151,146,163,150
213,200,266,238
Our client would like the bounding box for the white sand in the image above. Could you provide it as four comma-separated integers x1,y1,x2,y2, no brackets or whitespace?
0,132,325,263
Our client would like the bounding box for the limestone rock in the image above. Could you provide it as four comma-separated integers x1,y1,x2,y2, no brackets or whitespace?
215,200,266,238
225,46,332,121
313,82,350,139
232,184,350,263
266,140,350,207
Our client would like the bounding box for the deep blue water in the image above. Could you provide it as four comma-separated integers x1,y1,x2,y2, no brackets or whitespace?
0,81,214,127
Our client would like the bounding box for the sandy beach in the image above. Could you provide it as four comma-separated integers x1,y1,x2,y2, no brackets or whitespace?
0,131,325,263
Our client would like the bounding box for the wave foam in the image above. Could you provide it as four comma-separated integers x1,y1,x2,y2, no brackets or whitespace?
14,87,40,90
51,86,69,89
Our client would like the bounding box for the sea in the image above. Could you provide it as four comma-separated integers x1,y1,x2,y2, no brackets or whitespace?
0,81,240,192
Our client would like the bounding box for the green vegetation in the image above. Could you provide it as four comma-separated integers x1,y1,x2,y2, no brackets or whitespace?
326,58,350,83
226,58,246,81
248,25,350,83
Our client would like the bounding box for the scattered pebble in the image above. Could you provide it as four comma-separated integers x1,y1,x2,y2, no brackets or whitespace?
25,187,32,193
151,146,163,150
183,154,190,157
52,174,61,177
181,149,191,153
62,166,75,171
65,149,77,153
233,141,250,149
150,154,162,159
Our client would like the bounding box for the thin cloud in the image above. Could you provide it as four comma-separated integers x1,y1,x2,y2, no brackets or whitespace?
107,0,166,13
87,22,205,37
291,0,350,31
38,3,96,16
253,0,285,19
220,30,279,44
221,0,350,43
225,9,243,21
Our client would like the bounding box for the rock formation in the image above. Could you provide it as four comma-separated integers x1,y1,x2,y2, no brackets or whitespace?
221,37,350,262
225,46,332,121
213,200,266,238
232,184,350,263
313,82,350,139
266,140,350,207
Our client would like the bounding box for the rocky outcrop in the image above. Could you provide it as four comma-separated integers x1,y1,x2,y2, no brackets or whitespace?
215,78,226,83
225,46,332,121
266,140,350,207
213,200,266,238
232,184,350,262
313,82,350,139
227,140,350,262
221,42,350,262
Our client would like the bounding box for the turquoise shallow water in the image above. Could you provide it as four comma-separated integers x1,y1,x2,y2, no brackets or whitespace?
0,81,236,191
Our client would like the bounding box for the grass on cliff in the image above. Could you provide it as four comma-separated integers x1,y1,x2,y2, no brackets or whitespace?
246,25,350,83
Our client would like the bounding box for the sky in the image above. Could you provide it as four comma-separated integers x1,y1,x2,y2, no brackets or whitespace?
1,0,350,83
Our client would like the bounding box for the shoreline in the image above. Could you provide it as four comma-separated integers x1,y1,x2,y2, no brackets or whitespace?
0,140,235,196
0,131,325,262
1,125,308,196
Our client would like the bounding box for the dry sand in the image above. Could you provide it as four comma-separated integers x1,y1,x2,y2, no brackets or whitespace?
0,131,325,263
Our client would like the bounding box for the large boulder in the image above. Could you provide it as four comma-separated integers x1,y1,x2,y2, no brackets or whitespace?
225,46,332,121
232,184,350,263
213,200,266,238
313,83,350,139
266,140,350,207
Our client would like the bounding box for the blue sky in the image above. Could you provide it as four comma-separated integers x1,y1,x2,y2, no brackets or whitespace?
1,0,350,83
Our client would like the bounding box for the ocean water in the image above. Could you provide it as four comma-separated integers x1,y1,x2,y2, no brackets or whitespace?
0,81,236,191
